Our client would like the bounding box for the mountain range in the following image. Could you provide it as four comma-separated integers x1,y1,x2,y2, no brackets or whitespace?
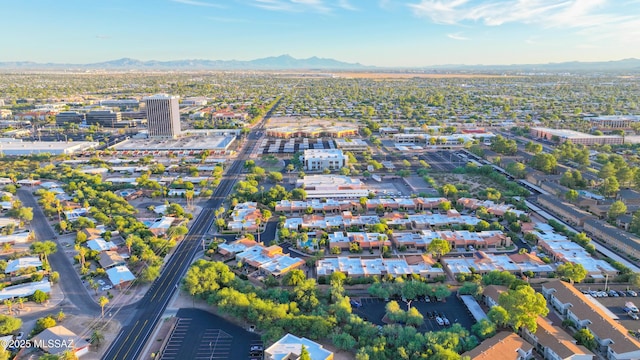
0,55,639,71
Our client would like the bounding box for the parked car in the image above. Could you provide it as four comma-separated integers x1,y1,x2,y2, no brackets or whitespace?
443,317,450,326
435,317,444,326
97,280,106,286
628,312,639,320
350,299,362,308
628,290,638,297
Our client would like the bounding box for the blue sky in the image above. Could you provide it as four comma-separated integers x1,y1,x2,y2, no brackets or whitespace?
3,0,639,66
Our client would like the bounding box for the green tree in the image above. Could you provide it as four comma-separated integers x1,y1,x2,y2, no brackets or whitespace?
530,153,557,174
30,240,58,264
268,171,283,183
0,315,21,335
32,290,49,304
607,200,627,219
34,316,56,334
471,318,496,340
282,269,306,286
482,270,516,287
498,285,549,332
90,330,105,348
427,238,451,258
602,176,620,197
574,328,596,350
556,263,588,284
487,305,510,327
299,344,311,360
565,189,579,202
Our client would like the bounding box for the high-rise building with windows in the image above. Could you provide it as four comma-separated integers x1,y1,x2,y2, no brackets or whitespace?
143,95,181,138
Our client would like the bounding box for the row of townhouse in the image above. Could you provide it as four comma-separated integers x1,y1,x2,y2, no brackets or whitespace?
274,197,449,214
457,197,527,217
328,231,391,251
316,255,444,279
283,209,486,232
525,223,618,279
542,280,640,360
392,229,511,250
218,238,305,277
482,285,594,360
442,251,554,278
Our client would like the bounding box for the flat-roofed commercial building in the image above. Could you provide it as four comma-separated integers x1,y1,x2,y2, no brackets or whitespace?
303,149,347,171
55,111,85,125
99,99,139,108
530,127,623,145
266,125,358,139
86,110,124,127
109,135,235,156
144,94,181,138
296,175,369,199
0,139,97,156
334,138,368,152
587,115,639,130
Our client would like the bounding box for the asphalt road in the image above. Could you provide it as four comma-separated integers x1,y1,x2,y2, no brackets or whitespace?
103,107,273,360
17,189,101,315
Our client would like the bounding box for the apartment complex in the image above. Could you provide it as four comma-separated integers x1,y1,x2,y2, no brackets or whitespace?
143,94,181,138
542,280,640,360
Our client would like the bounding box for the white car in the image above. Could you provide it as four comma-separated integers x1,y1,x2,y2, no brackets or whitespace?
97,280,106,286
101,285,112,291
435,317,444,326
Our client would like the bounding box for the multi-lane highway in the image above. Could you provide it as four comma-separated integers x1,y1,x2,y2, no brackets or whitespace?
103,117,269,360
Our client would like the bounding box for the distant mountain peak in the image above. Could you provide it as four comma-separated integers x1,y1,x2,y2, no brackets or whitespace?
0,55,371,70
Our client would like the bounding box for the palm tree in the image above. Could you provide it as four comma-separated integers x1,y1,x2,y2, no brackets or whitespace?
3,300,12,315
2,243,11,253
125,235,134,254
90,330,105,348
88,279,99,295
99,296,109,317
75,245,87,267
57,309,66,322
16,297,25,310
185,190,194,209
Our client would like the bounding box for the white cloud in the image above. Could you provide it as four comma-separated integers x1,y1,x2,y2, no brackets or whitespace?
171,0,225,8
409,0,640,45
447,32,468,40
249,0,361,13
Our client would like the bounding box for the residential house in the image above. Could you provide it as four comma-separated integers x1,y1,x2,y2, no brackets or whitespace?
227,202,262,233
98,251,125,269
234,244,304,277
86,239,118,253
542,280,640,360
106,266,136,289
31,326,90,358
461,331,533,360
4,257,43,274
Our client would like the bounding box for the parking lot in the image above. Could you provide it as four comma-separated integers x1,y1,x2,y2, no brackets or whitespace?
575,286,640,333
353,294,476,333
159,308,261,359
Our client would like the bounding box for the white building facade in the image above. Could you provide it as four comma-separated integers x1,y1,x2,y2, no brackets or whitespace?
144,95,181,138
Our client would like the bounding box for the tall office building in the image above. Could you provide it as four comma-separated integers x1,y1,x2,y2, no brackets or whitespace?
143,95,181,138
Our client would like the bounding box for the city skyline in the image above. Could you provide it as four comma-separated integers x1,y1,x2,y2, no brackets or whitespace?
2,0,640,67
